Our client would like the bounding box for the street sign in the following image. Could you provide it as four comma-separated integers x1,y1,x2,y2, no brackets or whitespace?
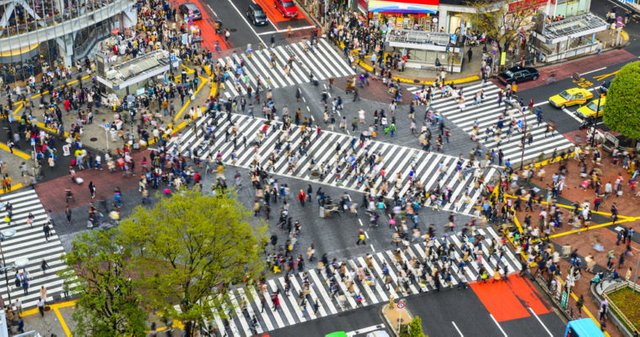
396,299,406,309
560,289,568,310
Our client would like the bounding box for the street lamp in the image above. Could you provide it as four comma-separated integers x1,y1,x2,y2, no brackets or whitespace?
590,89,602,147
0,228,17,305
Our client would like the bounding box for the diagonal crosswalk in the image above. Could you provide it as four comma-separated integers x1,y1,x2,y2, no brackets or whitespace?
216,39,355,100
409,82,573,165
208,227,521,336
0,189,68,308
171,113,496,215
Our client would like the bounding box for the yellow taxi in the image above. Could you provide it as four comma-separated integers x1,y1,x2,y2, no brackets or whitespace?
549,88,593,108
577,96,606,119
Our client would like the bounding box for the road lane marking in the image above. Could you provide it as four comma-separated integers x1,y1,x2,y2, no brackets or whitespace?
452,321,464,336
346,324,386,337
490,314,508,337
224,0,265,46
206,4,217,16
528,307,554,337
257,25,316,35
370,244,376,251
580,67,607,76
561,106,583,123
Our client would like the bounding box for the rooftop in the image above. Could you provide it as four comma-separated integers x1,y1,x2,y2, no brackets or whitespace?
534,13,608,44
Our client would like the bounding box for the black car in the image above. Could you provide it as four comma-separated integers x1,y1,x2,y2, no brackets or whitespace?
247,3,268,26
179,3,202,20
498,66,539,84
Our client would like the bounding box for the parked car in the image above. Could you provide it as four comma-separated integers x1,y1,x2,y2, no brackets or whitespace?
498,66,539,84
275,0,298,18
577,96,606,119
549,87,593,108
247,3,268,26
179,3,202,20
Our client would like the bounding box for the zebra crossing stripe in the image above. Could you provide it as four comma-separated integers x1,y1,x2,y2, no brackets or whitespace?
215,39,355,100
172,113,495,215
0,189,68,308
411,82,573,165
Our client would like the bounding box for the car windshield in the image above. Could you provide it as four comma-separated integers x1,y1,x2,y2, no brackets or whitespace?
283,1,294,7
559,91,572,100
504,71,513,77
586,101,598,111
255,10,266,17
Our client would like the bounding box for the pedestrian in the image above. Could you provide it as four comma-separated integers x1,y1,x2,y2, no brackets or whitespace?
576,294,584,315
41,259,50,275
21,276,29,295
356,229,366,245
297,189,306,207
39,285,47,301
272,290,281,311
43,223,51,241
467,48,473,62
88,181,96,199
65,206,72,224
37,298,44,317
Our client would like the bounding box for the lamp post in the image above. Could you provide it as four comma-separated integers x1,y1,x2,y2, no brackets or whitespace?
591,89,602,147
0,229,17,304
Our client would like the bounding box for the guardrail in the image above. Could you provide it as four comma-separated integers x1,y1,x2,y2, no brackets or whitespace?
601,281,639,336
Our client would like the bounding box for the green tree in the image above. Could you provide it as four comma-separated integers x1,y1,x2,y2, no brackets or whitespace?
400,316,428,337
603,61,640,139
118,190,266,337
62,230,147,337
467,0,539,65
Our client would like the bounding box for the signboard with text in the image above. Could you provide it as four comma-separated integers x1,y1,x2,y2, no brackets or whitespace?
368,0,439,14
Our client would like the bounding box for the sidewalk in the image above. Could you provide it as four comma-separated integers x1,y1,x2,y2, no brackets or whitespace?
298,0,631,86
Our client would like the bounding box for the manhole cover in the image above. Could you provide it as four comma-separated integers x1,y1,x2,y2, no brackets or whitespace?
90,137,98,142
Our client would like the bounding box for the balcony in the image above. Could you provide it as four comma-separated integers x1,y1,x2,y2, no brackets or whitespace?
0,0,134,53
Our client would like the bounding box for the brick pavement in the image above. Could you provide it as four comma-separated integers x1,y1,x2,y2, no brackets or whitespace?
510,142,639,337
33,150,149,213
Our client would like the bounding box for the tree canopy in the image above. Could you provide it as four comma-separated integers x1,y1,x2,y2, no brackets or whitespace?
603,61,640,139
118,190,266,337
62,230,147,337
467,0,538,53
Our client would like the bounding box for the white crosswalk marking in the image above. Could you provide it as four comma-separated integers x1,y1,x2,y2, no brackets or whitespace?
413,82,573,165
215,39,354,100
172,113,493,216
0,189,68,308
209,228,520,336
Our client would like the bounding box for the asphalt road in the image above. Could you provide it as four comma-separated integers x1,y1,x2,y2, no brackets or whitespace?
269,304,385,337
203,0,316,50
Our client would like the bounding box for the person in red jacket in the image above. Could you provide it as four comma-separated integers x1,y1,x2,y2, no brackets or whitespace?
297,189,306,207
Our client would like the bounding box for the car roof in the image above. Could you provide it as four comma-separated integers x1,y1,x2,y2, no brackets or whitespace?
565,88,586,94
182,3,199,9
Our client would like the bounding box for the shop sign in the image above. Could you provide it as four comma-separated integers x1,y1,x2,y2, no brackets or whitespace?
508,0,552,13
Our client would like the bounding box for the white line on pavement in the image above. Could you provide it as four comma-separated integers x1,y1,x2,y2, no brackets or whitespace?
561,106,583,123
206,4,217,16
370,244,376,252
452,321,464,336
358,219,364,227
528,307,554,337
580,67,607,76
257,25,316,35
490,314,508,337
532,101,548,107
346,324,386,337
225,0,265,46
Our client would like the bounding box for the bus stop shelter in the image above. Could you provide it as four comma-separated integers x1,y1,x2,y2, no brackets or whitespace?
531,13,608,63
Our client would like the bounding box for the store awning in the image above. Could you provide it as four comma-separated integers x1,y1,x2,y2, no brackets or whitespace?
368,0,439,14
532,13,608,44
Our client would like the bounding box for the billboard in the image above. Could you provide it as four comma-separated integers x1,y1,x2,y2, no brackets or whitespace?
368,0,439,14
